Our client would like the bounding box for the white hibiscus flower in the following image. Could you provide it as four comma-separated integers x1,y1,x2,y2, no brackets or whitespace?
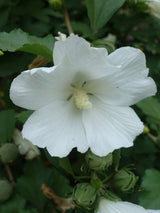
147,0,160,19
10,35,156,157
97,199,160,213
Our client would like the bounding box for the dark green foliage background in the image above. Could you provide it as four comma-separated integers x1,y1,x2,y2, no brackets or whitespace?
0,0,160,212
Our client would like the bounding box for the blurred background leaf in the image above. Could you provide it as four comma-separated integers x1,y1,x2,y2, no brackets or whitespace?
139,169,160,209
85,0,126,34
16,159,72,212
0,0,160,212
0,109,15,143
0,29,55,60
0,194,38,213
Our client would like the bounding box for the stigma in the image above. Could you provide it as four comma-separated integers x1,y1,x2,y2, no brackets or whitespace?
74,89,92,110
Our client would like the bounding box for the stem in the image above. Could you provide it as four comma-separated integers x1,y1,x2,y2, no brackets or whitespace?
147,132,160,148
4,164,15,186
73,175,91,180
102,173,114,184
63,6,73,34
28,55,50,69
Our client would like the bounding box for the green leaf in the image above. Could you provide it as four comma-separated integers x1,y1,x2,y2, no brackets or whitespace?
137,97,160,121
15,110,34,123
59,157,74,176
121,136,157,177
0,194,38,213
71,21,92,36
85,0,126,33
0,52,34,77
16,159,55,212
0,29,55,60
16,159,72,212
45,150,75,176
44,149,60,170
139,169,160,209
0,110,15,143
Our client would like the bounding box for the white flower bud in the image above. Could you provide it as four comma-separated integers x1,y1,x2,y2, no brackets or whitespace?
13,129,40,160
55,32,67,41
25,150,36,160
18,142,29,155
25,147,40,160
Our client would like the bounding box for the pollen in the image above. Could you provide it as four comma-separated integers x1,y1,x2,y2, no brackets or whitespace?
74,89,92,110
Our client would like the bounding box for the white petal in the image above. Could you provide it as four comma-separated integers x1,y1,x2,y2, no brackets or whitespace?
85,75,156,106
10,64,75,110
88,46,157,106
147,210,160,213
54,35,117,80
108,46,147,75
97,199,146,213
22,100,88,157
53,35,90,65
82,97,143,157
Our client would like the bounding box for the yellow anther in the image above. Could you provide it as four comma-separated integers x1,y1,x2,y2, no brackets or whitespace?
74,89,92,110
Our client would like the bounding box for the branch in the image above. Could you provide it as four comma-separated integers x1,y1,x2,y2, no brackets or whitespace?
63,6,73,34
4,164,15,186
147,132,160,148
28,55,50,69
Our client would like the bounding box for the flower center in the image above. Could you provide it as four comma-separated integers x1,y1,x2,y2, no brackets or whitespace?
74,89,92,110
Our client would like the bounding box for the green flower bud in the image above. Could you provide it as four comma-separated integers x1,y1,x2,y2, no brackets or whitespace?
92,34,116,54
49,0,63,9
92,40,115,54
85,151,113,171
0,143,19,163
104,190,121,202
72,183,97,209
0,180,13,202
143,125,150,134
0,50,4,56
111,168,138,192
